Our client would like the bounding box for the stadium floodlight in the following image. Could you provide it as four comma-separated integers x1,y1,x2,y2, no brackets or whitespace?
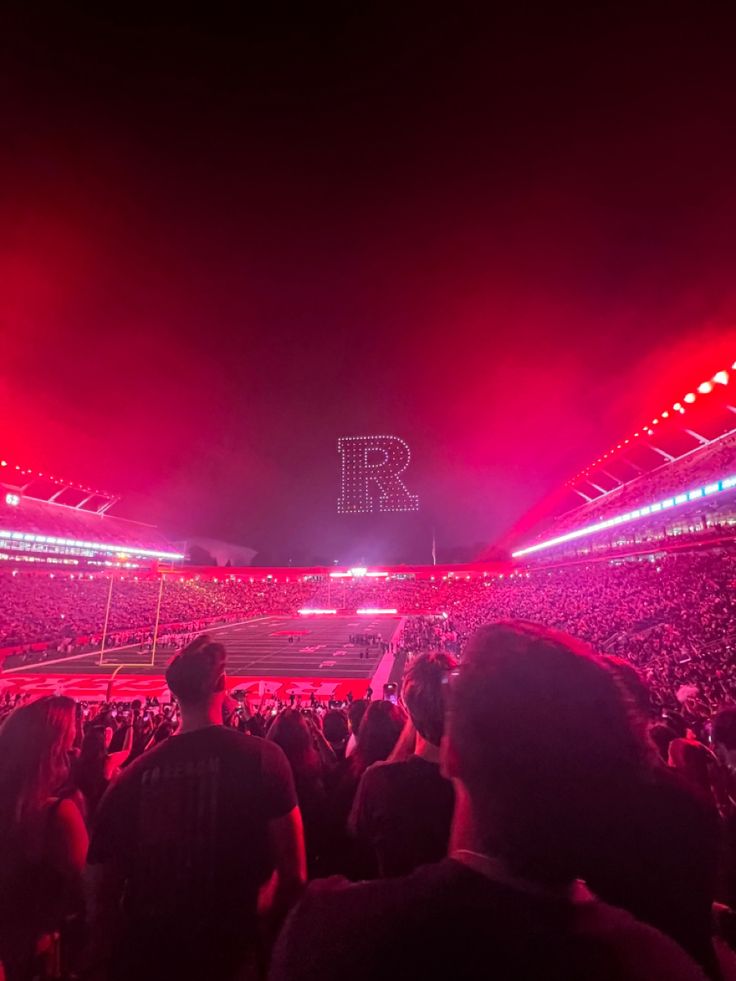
683,392,697,403
329,568,389,578
511,471,736,558
0,527,184,561
298,608,337,615
356,608,398,615
697,381,714,394
713,370,729,385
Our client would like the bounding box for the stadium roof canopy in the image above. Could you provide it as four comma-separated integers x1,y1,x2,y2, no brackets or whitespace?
562,361,736,504
508,360,736,559
0,455,118,513
0,487,183,566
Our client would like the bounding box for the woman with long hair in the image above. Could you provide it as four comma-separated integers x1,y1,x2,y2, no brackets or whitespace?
267,709,329,875
350,700,407,776
0,696,88,980
327,700,406,877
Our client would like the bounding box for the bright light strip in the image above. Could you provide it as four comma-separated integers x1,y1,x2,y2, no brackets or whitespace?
0,527,184,561
329,569,389,578
512,471,736,557
356,608,398,615
298,608,337,615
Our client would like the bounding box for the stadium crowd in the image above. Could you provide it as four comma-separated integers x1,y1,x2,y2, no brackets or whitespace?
2,627,736,980
445,552,736,725
320,553,736,726
3,548,736,723
0,574,313,654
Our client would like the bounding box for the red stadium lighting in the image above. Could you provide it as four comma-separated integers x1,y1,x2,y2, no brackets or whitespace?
0,528,183,561
298,608,337,615
512,471,736,558
356,608,398,615
567,360,736,488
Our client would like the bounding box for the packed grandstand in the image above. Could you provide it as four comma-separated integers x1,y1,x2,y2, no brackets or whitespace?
1,363,736,720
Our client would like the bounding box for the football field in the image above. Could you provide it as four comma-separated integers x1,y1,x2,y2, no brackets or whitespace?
0,615,404,701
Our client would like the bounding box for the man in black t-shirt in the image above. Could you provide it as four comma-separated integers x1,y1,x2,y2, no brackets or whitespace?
271,622,705,981
350,652,456,877
88,635,306,981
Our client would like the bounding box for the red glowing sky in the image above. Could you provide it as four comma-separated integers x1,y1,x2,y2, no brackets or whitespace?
2,8,736,562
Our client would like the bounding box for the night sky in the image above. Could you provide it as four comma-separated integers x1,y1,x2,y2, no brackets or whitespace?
2,7,736,564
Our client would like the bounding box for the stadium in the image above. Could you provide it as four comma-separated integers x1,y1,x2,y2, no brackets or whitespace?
2,360,735,726
6,10,736,980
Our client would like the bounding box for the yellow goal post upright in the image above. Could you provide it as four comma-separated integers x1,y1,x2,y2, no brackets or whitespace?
98,572,167,669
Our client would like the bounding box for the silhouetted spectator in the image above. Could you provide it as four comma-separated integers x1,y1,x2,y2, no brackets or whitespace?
322,708,349,759
268,709,330,876
271,622,705,981
88,636,306,981
0,697,88,981
351,653,456,876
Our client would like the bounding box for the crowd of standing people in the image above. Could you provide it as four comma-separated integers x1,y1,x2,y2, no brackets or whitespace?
2,625,736,979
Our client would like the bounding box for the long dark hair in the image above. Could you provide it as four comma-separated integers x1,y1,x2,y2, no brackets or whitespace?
0,696,76,849
267,709,322,783
353,701,407,774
